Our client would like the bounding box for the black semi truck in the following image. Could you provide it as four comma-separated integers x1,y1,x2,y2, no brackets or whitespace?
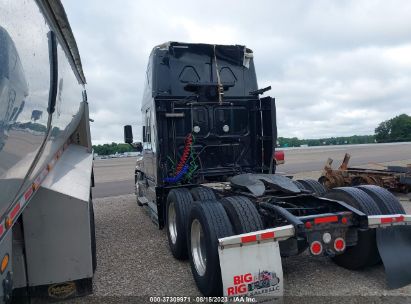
124,42,411,298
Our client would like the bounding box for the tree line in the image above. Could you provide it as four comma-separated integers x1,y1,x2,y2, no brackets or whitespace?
375,114,411,143
92,142,134,156
278,113,410,147
278,135,376,148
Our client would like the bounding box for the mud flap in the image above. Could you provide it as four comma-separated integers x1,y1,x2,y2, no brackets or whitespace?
218,239,284,301
377,226,411,289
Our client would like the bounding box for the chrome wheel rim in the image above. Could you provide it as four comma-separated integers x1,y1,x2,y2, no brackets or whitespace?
168,201,177,244
191,219,207,276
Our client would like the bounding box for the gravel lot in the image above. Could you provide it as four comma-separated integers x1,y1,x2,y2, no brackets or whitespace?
80,159,411,302
92,194,198,296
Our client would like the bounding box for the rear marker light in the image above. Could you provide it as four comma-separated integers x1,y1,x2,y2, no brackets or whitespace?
261,231,275,240
310,241,323,256
314,216,338,225
397,215,405,222
24,188,33,201
274,150,285,164
5,218,12,230
240,231,277,244
0,254,9,274
381,217,393,224
305,222,312,229
381,216,404,224
341,217,348,224
334,238,345,252
241,235,257,243
10,204,20,221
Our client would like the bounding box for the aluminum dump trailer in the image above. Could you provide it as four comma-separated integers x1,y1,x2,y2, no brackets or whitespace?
0,0,95,302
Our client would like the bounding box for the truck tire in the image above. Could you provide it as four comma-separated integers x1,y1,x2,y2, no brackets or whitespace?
187,200,233,296
356,185,405,215
190,187,216,201
324,187,381,269
292,180,306,191
166,188,193,260
221,196,263,234
297,179,327,196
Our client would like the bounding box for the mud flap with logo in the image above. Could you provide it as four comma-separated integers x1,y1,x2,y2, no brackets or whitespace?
218,240,284,301
377,225,411,289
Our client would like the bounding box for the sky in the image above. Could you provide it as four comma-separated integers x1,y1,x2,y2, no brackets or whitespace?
62,0,411,145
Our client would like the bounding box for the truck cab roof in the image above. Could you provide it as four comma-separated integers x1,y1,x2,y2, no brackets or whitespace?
145,42,258,99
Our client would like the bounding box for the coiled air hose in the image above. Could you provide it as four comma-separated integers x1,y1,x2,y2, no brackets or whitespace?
175,133,193,174
164,133,194,183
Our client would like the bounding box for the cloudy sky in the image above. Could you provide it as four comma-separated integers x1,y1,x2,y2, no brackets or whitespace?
62,0,411,145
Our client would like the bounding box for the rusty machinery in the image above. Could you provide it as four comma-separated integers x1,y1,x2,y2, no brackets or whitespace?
319,153,411,193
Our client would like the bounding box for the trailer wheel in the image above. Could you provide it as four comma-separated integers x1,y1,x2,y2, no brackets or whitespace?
166,188,193,260
221,196,263,234
356,185,405,214
190,187,216,201
187,200,233,296
297,179,327,196
324,187,381,269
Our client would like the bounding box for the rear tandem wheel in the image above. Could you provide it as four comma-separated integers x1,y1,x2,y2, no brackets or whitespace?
324,187,382,269
356,185,405,214
187,200,233,296
190,187,216,201
296,179,327,196
220,196,263,234
166,188,193,260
